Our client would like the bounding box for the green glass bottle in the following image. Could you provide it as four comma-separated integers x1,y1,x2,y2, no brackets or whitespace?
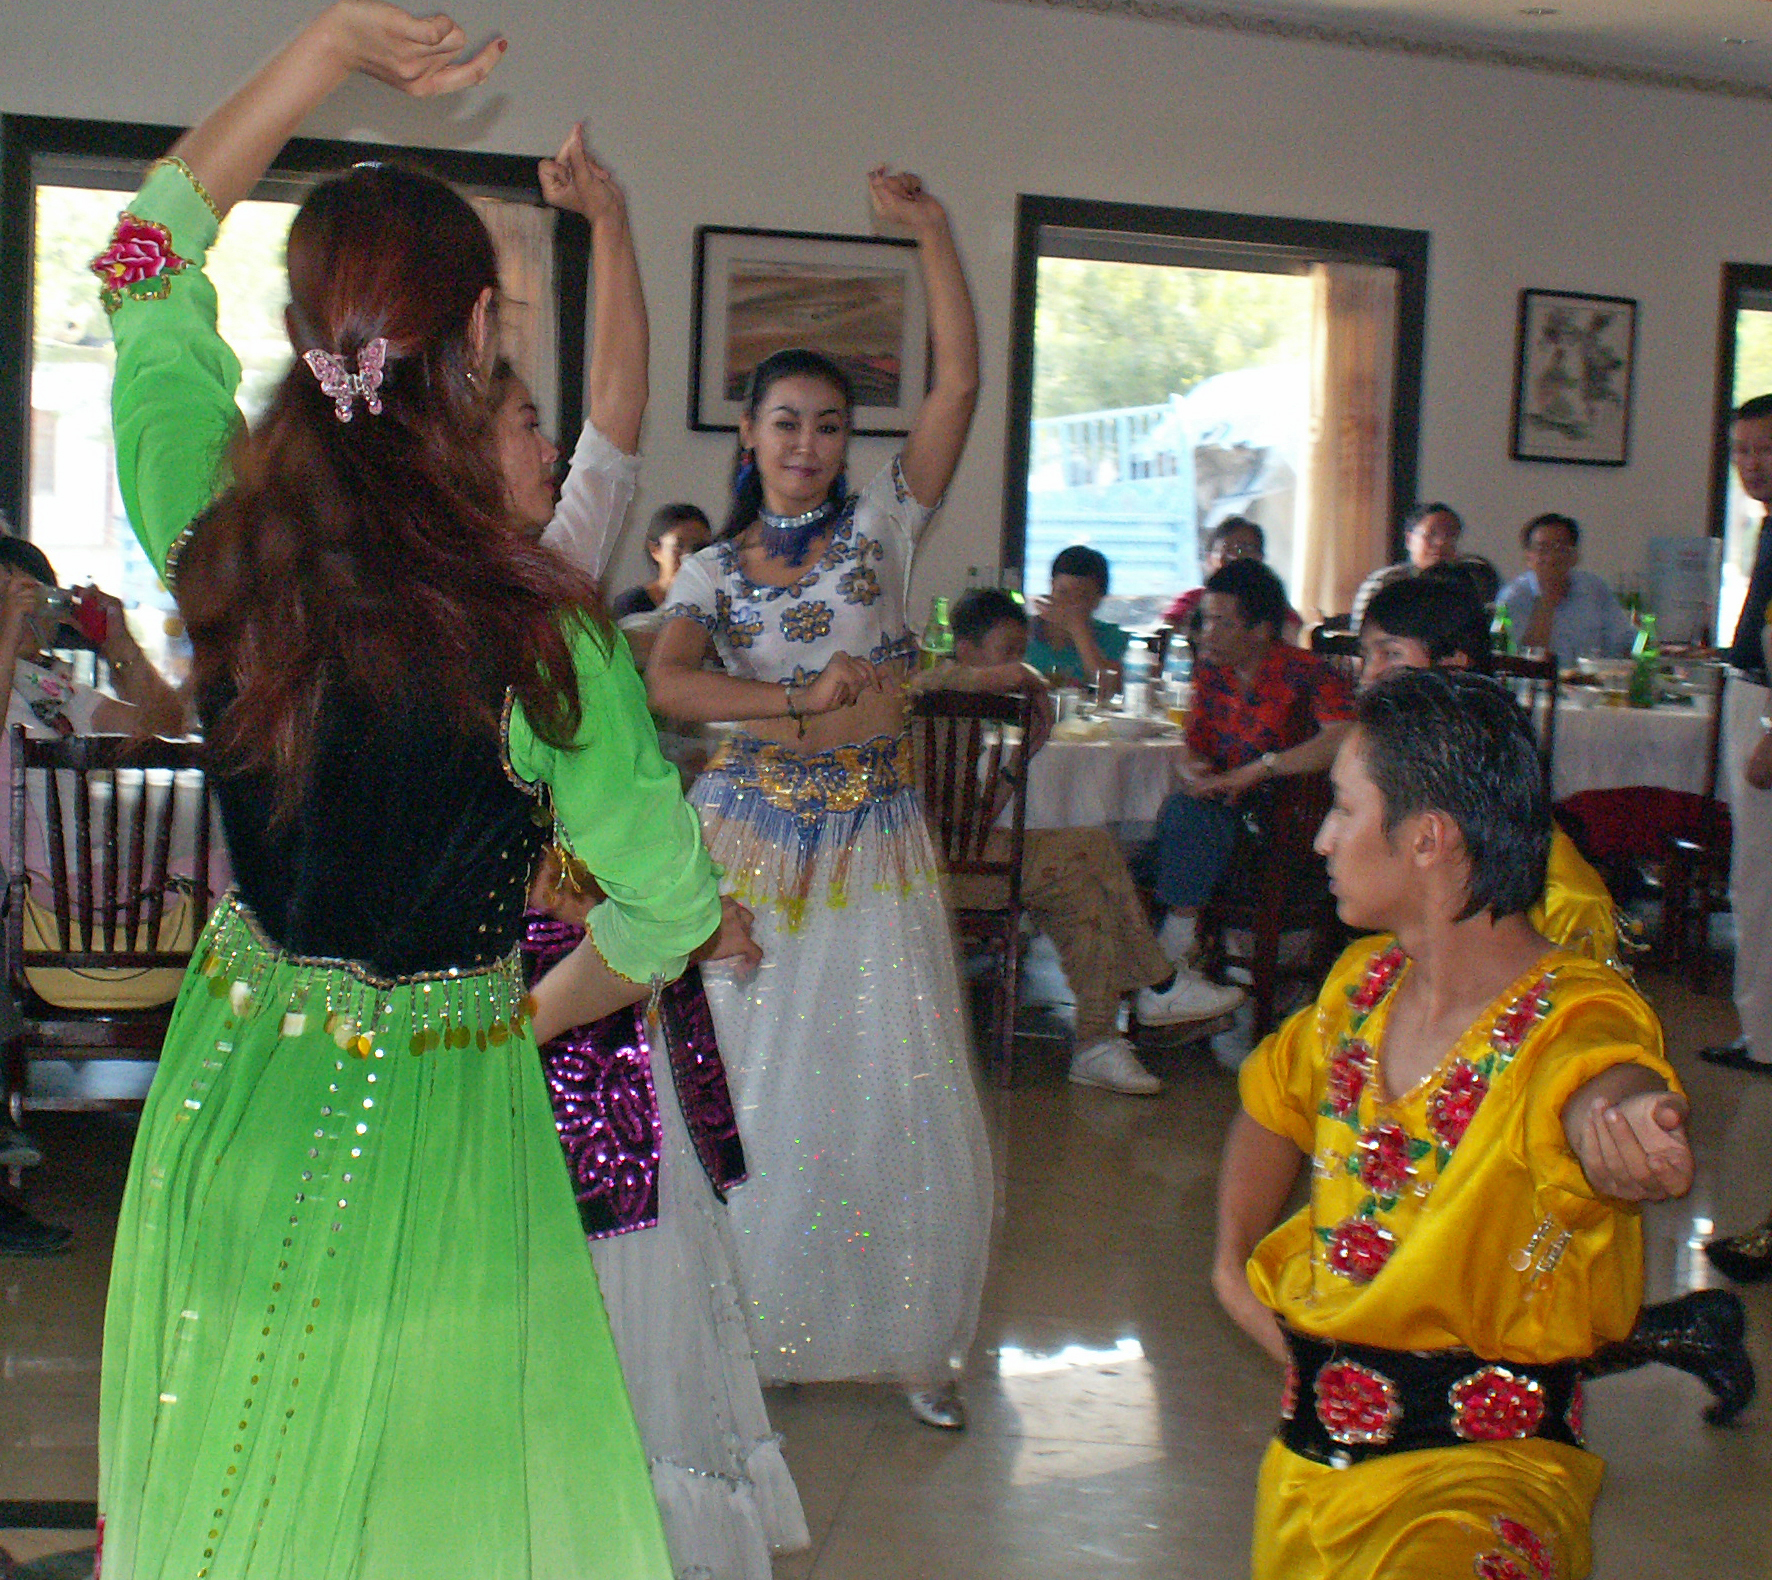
1490,602,1515,657
1628,611,1659,709
921,595,954,670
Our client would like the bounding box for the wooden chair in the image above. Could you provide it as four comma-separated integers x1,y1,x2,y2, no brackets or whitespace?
1309,625,1363,686
1197,772,1344,1037
3,728,214,1142
910,689,1035,1087
1492,651,1560,781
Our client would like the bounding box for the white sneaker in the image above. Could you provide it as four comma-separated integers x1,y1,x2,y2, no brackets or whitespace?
1136,971,1245,1026
1069,1037,1163,1096
1156,911,1197,965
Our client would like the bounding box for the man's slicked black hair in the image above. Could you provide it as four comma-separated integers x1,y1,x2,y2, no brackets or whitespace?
1354,668,1549,920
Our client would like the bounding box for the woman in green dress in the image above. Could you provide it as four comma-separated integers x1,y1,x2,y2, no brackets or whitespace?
92,6,753,1575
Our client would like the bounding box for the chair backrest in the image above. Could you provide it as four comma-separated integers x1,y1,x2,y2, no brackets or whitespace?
8,725,214,974
909,689,1035,912
1491,652,1559,780
1309,625,1363,685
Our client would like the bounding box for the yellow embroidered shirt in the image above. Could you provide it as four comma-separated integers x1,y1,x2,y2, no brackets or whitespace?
1241,935,1676,1364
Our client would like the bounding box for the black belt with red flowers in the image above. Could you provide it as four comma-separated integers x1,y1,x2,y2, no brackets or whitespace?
1279,1328,1585,1468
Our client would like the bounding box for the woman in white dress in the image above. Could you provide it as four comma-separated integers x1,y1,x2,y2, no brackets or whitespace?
500,127,807,1579
647,169,993,1430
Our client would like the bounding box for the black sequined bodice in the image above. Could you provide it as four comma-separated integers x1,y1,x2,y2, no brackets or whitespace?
203,685,546,979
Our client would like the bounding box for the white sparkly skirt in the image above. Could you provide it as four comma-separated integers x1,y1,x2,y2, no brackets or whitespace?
691,734,996,1389
589,1017,809,1579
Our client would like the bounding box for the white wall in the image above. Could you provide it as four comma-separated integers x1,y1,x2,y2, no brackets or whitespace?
9,0,1772,608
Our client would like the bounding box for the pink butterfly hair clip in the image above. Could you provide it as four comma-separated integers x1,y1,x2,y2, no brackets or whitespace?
302,337,389,423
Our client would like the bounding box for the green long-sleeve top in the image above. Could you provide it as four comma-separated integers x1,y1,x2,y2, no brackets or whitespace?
104,158,720,985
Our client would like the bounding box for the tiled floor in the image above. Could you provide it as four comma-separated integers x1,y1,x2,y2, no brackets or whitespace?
4,962,1770,1578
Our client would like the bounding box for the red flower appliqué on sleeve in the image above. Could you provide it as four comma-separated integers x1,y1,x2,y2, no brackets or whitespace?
1427,1058,1489,1152
1474,1555,1534,1580
1313,1359,1401,1445
1321,1040,1371,1121
1321,1217,1396,1282
1491,1516,1556,1580
1450,1365,1546,1441
90,214,189,314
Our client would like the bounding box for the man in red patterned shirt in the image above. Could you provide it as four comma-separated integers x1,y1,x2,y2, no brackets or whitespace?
1146,559,1354,959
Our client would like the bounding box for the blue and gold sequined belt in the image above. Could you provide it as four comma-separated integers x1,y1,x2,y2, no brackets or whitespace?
1278,1328,1584,1468
196,892,532,1058
705,732,913,819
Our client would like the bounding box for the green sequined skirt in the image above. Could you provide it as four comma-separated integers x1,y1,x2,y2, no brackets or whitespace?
98,895,671,1580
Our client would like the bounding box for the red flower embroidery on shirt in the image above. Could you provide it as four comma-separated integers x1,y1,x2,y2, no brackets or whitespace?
1323,1217,1396,1282
1492,1516,1556,1580
1313,1359,1401,1445
1280,1360,1299,1421
90,214,189,312
1428,1058,1489,1151
1323,1041,1371,1120
1356,1120,1416,1199
1347,944,1406,1016
1450,1365,1546,1441
1474,1555,1534,1580
1492,976,1554,1054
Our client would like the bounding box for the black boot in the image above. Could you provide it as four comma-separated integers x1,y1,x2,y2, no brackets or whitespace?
1705,1220,1772,1286
1581,1289,1755,1427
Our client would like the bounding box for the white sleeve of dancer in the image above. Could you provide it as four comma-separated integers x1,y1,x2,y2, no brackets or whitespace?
539,421,640,582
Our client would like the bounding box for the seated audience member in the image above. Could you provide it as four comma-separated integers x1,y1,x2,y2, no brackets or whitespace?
1496,512,1636,661
1025,545,1128,688
1144,560,1354,961
610,503,712,621
1358,571,1753,1425
1349,502,1497,628
917,589,1242,1095
1163,517,1303,643
1214,667,1692,1580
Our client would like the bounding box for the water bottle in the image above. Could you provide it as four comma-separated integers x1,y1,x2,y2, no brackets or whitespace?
1120,639,1152,716
1629,611,1659,709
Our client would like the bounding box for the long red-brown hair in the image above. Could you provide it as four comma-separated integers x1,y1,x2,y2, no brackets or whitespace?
176,163,602,816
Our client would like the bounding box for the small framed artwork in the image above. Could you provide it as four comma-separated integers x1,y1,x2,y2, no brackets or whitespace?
1509,288,1637,466
689,225,927,434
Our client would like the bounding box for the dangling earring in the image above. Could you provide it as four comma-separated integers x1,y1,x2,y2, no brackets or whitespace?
734,447,757,495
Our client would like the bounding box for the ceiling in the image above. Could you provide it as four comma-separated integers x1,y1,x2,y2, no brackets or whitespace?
1017,0,1772,94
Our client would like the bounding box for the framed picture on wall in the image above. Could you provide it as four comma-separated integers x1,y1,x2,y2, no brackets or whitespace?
688,225,927,434
1509,288,1637,466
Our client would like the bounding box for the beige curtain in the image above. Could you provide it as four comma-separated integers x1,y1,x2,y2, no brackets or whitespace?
470,196,559,423
1295,261,1397,623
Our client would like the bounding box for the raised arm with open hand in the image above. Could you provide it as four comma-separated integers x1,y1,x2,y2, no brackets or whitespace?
867,168,979,509
167,1,505,221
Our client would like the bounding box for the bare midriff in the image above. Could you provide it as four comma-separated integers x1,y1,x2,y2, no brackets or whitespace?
740,663,912,756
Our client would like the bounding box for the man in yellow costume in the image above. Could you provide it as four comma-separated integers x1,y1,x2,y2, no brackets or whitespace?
1352,573,1751,1426
1215,669,1694,1579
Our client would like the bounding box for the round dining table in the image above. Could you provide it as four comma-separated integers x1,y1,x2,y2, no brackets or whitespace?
1021,724,1193,830
1551,695,1716,800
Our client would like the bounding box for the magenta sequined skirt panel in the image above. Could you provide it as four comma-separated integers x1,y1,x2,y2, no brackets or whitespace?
520,912,746,1240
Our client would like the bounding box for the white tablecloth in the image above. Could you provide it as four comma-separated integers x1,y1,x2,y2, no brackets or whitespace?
1552,699,1714,800
1022,736,1191,829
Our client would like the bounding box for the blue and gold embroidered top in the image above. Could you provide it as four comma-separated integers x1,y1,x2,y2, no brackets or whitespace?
661,461,930,688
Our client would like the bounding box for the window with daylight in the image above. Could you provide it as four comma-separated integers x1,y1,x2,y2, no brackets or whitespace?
1,115,589,679
1002,196,1427,630
1711,265,1772,648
